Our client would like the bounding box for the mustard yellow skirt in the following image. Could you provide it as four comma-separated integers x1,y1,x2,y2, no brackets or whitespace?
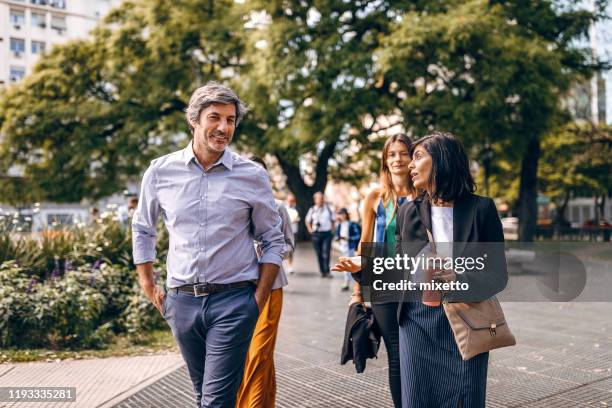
236,288,283,408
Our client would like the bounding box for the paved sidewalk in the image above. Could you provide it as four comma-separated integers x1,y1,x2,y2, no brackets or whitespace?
0,354,183,408
1,244,612,407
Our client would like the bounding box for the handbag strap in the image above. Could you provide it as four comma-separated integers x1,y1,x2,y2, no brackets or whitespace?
425,227,437,255
425,227,450,303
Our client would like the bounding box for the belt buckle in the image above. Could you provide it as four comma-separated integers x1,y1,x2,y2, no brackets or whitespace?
193,283,209,297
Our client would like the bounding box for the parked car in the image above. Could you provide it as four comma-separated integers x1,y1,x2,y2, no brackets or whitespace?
582,219,611,229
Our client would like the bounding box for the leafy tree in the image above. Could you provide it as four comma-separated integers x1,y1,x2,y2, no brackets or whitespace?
1,0,608,244
232,0,410,238
375,0,606,240
540,123,611,225
2,0,395,240
0,0,243,202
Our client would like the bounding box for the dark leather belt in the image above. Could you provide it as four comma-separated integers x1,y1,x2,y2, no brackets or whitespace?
173,280,255,297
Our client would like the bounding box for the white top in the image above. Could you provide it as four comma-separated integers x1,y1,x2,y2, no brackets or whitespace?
338,221,350,255
431,206,454,258
286,206,300,234
255,200,295,290
305,204,335,232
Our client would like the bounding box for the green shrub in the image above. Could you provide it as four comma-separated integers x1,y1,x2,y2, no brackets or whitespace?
0,215,170,350
33,269,107,349
0,262,39,348
122,285,167,341
0,232,43,273
72,220,133,268
92,263,135,330
1,216,168,279
0,261,169,350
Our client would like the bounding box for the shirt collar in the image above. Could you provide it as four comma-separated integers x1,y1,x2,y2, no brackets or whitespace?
183,141,197,166
218,148,234,170
183,141,234,171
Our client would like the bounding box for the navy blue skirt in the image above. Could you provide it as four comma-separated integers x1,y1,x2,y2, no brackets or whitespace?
399,301,488,408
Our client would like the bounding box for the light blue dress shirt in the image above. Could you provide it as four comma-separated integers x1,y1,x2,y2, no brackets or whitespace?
132,142,285,288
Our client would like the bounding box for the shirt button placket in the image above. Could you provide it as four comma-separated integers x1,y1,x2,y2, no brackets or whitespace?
202,173,208,282
199,171,206,282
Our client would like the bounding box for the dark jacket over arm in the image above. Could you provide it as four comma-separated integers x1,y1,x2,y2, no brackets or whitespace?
341,302,381,373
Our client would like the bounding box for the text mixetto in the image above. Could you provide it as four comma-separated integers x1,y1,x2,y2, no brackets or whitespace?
372,280,470,291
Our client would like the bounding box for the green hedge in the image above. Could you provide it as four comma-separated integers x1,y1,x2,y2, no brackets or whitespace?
0,261,166,349
0,216,169,280
0,217,169,350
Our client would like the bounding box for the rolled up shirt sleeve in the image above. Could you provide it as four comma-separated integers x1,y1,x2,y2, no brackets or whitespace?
277,203,295,260
251,171,285,267
305,208,313,226
132,164,160,265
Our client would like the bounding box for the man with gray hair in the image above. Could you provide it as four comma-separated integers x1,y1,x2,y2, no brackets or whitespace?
132,81,284,407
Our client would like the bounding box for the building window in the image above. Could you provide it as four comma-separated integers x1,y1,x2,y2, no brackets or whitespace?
32,40,46,54
49,0,66,9
10,38,26,57
10,9,26,28
571,206,580,223
51,15,67,33
582,206,592,223
31,12,47,28
31,0,49,5
10,66,26,82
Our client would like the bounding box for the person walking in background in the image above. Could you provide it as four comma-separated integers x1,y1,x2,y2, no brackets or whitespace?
334,208,361,291
119,196,139,226
132,82,285,408
396,131,508,407
236,156,295,408
284,193,300,274
127,196,138,217
332,134,415,407
89,207,100,225
305,192,335,278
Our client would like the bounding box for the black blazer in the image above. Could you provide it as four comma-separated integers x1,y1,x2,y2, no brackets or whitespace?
395,193,508,320
341,302,381,373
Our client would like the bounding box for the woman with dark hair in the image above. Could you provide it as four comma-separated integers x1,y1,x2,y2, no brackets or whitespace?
395,131,508,407
332,133,416,407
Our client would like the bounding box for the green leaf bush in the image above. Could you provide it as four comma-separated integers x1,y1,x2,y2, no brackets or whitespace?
0,216,168,350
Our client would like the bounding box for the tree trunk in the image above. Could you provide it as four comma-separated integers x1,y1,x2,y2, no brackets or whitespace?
518,136,541,242
554,190,571,227
292,183,315,242
275,140,337,242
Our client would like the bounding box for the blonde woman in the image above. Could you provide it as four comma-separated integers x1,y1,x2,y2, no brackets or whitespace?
333,134,415,408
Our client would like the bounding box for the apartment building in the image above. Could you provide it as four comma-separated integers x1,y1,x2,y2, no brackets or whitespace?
0,0,121,85
1,0,124,230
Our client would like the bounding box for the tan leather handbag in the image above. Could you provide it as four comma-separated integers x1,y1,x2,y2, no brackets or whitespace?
426,229,516,360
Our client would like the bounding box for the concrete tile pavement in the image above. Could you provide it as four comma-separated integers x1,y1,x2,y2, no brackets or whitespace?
0,353,183,408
